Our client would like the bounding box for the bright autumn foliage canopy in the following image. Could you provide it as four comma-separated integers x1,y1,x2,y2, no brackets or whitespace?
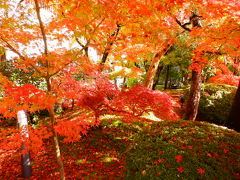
0,0,238,145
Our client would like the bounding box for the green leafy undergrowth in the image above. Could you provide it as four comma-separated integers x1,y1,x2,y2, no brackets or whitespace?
198,83,237,126
183,83,237,126
125,120,240,180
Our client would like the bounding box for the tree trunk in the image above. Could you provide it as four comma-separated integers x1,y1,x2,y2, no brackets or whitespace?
33,1,66,178
177,12,203,121
71,98,75,110
17,110,32,178
228,80,240,132
184,70,202,120
47,78,66,180
233,57,239,75
145,53,161,89
164,65,170,90
49,106,66,180
145,42,172,89
0,47,6,61
122,77,127,88
153,65,163,90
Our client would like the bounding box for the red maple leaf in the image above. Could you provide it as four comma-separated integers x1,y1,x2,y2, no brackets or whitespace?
177,167,184,173
154,158,164,164
175,155,183,163
197,168,205,174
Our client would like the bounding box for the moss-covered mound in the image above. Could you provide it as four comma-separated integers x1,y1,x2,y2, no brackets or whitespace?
125,120,240,180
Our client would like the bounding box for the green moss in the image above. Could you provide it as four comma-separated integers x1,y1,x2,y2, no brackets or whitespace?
125,120,240,180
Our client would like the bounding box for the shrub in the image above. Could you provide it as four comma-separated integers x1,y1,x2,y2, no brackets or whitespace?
56,72,180,121
208,74,240,87
197,83,237,126
125,120,240,180
201,83,237,95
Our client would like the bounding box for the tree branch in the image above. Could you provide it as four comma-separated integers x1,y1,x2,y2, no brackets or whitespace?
75,18,105,58
175,12,202,32
75,37,89,57
0,37,42,75
100,24,122,67
34,0,48,56
175,18,191,32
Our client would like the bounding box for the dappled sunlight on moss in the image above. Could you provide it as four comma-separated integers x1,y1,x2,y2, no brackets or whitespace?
125,120,240,179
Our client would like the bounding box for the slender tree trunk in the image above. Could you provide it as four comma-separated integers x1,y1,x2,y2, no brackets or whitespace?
47,78,66,180
152,65,163,90
169,69,172,88
184,70,202,120
164,65,170,90
0,47,6,61
34,0,66,178
233,57,239,75
228,80,240,132
114,78,117,87
143,59,149,72
49,106,66,180
41,82,65,178
122,77,127,88
71,98,75,110
145,42,172,89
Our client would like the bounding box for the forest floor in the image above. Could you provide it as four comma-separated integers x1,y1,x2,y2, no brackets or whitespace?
0,93,185,179
0,122,132,179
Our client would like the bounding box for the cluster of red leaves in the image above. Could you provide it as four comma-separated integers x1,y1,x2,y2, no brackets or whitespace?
189,52,208,72
0,84,55,117
0,124,51,154
208,63,240,87
75,74,119,118
208,74,240,87
175,155,183,163
109,85,180,120
28,125,52,153
1,114,98,153
154,153,206,175
0,128,21,151
55,71,179,121
55,115,98,143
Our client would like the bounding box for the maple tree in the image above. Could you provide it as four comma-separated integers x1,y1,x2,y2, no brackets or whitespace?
0,1,179,179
